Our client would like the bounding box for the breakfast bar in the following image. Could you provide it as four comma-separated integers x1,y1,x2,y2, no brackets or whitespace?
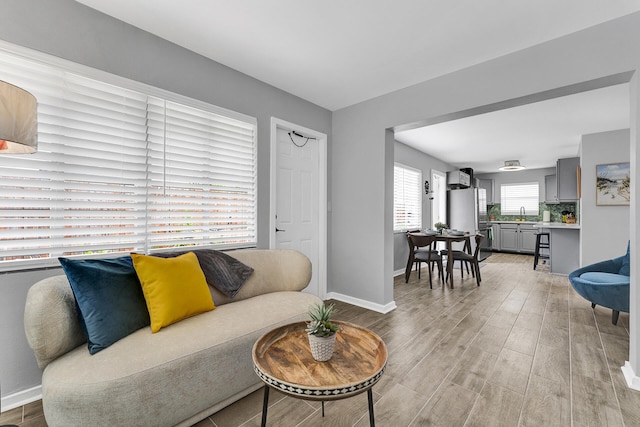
533,222,580,275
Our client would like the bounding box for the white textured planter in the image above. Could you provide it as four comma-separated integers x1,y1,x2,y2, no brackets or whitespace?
308,333,337,361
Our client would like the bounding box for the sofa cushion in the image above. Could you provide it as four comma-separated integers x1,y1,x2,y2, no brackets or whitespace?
580,271,631,285
58,256,150,355
131,252,215,333
619,241,631,276
40,290,322,427
155,249,254,298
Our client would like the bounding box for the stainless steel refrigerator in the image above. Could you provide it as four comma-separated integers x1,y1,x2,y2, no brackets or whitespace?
446,187,491,261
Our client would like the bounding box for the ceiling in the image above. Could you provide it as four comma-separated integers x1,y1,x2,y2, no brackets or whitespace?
73,1,638,172
395,83,630,173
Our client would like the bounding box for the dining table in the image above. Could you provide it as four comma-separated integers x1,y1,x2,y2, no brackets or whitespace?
407,231,473,288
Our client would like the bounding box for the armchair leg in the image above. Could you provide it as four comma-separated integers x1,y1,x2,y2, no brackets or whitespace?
612,310,620,325
591,302,596,309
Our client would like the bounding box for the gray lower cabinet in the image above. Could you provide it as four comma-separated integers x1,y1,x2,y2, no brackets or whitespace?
519,225,537,253
496,223,536,254
499,224,518,251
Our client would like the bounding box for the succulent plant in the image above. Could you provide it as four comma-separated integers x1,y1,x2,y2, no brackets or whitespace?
306,303,339,337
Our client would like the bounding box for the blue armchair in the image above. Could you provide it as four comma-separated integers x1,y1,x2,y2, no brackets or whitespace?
568,242,630,325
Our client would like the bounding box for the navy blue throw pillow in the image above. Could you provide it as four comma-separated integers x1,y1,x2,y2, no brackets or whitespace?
59,256,150,355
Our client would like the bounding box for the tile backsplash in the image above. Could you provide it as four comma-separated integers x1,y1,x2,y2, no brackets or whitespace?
488,202,577,222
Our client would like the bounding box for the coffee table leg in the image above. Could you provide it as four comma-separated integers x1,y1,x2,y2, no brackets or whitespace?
261,386,270,427
368,388,375,427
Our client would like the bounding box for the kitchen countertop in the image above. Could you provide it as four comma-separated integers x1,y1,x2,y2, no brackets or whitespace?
490,221,580,229
533,222,580,230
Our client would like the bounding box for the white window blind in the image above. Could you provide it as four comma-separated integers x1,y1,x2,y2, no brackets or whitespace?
146,99,257,249
394,163,422,231
0,44,257,271
500,182,539,216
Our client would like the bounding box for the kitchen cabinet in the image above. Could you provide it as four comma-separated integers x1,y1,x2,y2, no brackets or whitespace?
519,224,537,253
479,179,495,205
557,157,580,201
496,223,535,254
499,224,518,251
544,174,558,204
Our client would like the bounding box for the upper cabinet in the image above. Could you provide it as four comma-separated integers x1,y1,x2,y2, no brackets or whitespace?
478,178,495,204
557,157,580,202
545,174,558,204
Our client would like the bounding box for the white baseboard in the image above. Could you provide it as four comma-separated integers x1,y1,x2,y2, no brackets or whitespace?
325,292,396,314
622,361,640,391
1,385,42,413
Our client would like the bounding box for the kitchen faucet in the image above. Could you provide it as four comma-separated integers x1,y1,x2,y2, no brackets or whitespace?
520,206,526,220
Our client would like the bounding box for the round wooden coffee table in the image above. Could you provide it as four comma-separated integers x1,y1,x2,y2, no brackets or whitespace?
252,320,387,426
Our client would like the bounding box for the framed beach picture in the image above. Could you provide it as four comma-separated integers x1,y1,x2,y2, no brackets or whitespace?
596,162,630,206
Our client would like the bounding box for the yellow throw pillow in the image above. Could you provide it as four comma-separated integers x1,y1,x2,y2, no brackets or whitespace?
131,252,215,333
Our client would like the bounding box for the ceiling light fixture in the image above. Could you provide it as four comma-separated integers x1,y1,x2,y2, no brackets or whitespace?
499,160,525,171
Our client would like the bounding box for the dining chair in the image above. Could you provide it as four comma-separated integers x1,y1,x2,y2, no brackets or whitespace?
445,234,484,286
407,230,439,274
441,238,473,277
405,233,444,288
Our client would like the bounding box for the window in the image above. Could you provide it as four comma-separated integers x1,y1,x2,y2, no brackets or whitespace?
0,42,257,271
394,163,422,231
500,182,539,216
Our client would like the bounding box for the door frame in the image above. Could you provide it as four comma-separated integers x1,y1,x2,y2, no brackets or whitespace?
270,117,328,298
431,169,447,228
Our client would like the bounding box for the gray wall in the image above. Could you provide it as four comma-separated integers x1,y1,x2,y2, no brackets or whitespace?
476,167,556,204
332,12,640,307
393,141,453,273
0,0,331,401
580,129,630,265
330,13,640,373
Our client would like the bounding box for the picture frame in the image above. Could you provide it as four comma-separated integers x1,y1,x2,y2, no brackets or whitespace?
596,162,630,206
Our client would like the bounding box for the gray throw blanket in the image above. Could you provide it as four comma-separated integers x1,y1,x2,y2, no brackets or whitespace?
155,249,254,298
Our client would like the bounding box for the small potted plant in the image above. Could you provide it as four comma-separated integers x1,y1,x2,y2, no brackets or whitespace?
306,302,340,361
434,222,448,234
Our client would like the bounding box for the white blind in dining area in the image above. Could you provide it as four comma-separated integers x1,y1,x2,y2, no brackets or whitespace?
394,163,422,231
500,182,540,216
0,44,257,271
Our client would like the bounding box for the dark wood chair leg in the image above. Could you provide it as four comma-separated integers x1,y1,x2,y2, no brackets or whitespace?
404,255,413,284
612,310,620,325
591,302,596,309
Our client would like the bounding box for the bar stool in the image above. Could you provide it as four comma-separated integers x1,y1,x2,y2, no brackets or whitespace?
533,232,550,270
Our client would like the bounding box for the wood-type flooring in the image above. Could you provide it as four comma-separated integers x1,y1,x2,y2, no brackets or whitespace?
2,253,637,426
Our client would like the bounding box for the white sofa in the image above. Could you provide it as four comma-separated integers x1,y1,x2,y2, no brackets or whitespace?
24,249,322,427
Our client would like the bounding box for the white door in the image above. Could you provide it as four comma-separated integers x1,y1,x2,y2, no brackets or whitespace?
432,170,447,251
432,170,447,227
270,118,327,297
